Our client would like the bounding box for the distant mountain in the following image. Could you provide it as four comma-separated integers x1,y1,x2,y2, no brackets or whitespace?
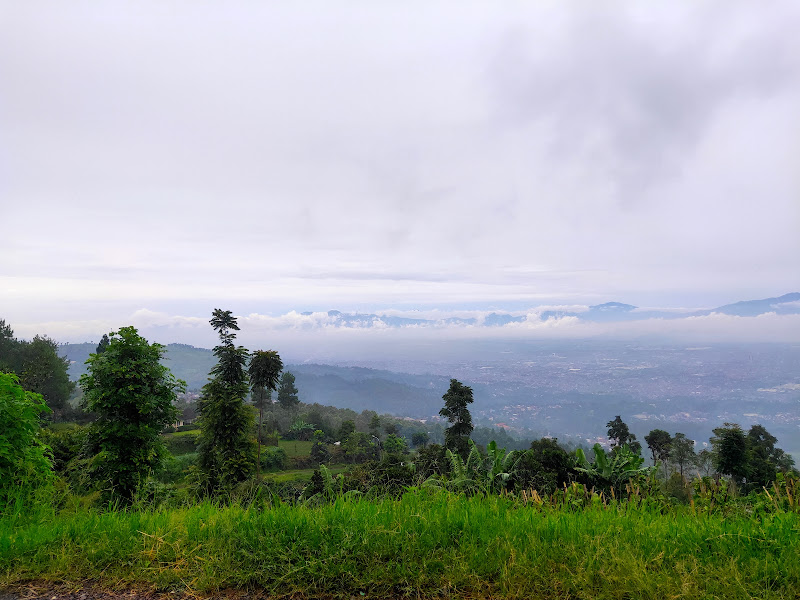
539,293,800,323
710,292,800,317
60,342,451,415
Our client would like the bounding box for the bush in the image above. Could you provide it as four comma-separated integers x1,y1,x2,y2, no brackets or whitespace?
155,453,199,484
261,447,287,471
0,372,53,506
164,431,201,455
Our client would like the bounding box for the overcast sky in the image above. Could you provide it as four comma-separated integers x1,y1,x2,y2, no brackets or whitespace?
2,1,799,345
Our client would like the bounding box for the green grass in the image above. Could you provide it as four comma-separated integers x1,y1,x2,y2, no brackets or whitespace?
277,439,313,458
2,491,799,599
263,465,348,483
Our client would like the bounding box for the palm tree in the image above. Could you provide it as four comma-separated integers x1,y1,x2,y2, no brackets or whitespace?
248,350,283,477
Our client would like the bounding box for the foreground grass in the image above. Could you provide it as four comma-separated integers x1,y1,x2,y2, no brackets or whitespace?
2,491,799,599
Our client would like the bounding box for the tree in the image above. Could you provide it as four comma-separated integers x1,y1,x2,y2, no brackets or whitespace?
439,379,474,459
95,334,110,355
747,424,794,488
0,322,74,415
277,371,299,410
369,414,382,437
0,372,53,506
606,415,641,455
575,443,651,489
19,335,74,412
711,423,749,485
695,448,715,477
310,430,330,464
411,431,430,448
197,309,255,493
248,349,283,478
644,429,672,466
338,419,356,441
80,327,182,503
383,421,399,436
514,438,573,495
0,320,20,373
384,433,408,456
670,433,696,479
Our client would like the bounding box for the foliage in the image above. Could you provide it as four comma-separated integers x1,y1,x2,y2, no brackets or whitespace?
18,335,75,412
670,432,696,478
338,419,356,441
413,443,448,479
383,433,408,456
712,423,749,485
439,378,474,459
248,349,283,477
197,310,256,493
0,321,74,414
606,415,641,455
341,431,378,463
644,428,672,464
163,430,200,456
369,413,382,436
95,334,110,355
80,327,183,503
285,419,316,441
575,443,652,489
276,371,299,410
747,424,795,488
260,446,287,471
424,439,520,495
411,431,429,448
0,372,53,505
514,438,574,495
310,430,330,464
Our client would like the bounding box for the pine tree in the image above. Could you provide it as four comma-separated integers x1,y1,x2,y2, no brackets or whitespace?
277,371,299,410
439,379,474,459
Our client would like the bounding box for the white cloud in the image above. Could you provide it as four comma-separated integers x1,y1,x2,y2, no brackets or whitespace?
1,1,798,328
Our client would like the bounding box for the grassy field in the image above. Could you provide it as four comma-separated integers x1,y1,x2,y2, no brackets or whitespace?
2,490,798,599
277,439,314,458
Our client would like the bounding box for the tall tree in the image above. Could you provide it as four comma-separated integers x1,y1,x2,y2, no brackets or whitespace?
747,424,794,488
80,327,182,504
439,379,474,459
644,429,672,465
0,322,74,414
606,415,642,455
95,334,110,355
670,433,696,479
369,414,382,437
277,371,299,410
711,423,749,486
0,319,19,373
19,335,74,412
248,349,282,478
197,309,255,493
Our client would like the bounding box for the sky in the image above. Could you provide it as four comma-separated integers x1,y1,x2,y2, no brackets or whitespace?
2,1,799,348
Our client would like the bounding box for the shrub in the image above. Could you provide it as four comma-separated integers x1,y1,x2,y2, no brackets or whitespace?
0,372,53,506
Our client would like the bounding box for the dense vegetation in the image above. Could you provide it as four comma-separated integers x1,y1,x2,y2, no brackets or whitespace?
1,312,798,598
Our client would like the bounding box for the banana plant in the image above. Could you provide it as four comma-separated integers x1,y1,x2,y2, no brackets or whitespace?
575,443,652,488
423,440,521,495
486,440,522,494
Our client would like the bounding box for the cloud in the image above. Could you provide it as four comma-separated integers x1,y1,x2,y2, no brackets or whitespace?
0,1,798,326
13,305,800,358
